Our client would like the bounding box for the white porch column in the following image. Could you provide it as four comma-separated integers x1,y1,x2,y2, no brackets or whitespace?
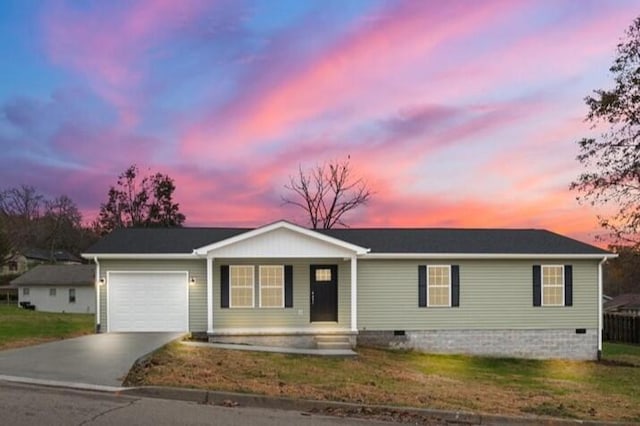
207,256,214,333
350,255,358,332
94,257,100,331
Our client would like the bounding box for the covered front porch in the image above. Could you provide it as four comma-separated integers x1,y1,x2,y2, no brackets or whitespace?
193,221,368,349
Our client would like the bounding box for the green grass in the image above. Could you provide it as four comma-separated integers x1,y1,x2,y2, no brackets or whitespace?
128,342,640,422
0,305,94,349
603,342,640,366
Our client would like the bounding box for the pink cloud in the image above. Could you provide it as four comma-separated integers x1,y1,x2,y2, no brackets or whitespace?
420,4,640,106
50,123,161,169
42,0,210,127
358,184,605,246
20,0,635,248
180,0,529,161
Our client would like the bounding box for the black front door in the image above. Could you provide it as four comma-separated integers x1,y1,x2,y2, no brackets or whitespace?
310,265,338,322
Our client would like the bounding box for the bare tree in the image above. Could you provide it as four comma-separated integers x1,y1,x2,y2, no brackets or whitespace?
283,158,372,229
0,217,11,267
43,195,83,260
0,185,44,251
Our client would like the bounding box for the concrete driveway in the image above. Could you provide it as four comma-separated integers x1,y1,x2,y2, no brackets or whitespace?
0,333,183,389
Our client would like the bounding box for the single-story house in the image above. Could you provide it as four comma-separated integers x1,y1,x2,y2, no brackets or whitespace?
82,220,615,360
12,264,96,314
1,248,82,276
604,293,640,315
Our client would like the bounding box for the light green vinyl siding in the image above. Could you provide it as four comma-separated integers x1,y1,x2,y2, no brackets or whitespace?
358,259,599,330
98,259,207,332
213,258,351,330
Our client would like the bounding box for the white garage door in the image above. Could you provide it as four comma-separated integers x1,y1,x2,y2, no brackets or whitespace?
108,272,188,332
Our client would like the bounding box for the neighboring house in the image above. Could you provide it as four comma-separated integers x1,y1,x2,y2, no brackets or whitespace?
0,254,28,276
83,220,615,360
604,293,640,315
11,264,96,314
1,249,82,276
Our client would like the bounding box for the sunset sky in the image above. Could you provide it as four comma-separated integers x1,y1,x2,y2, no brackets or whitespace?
1,0,639,244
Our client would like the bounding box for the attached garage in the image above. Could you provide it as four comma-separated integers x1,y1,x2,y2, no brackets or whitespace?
107,271,189,332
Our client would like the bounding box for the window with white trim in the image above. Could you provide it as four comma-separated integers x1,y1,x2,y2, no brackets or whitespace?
542,265,564,306
23,288,29,296
259,265,284,308
49,288,56,297
230,265,254,308
68,288,76,303
427,265,451,307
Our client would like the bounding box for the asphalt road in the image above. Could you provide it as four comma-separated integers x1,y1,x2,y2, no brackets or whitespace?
0,381,397,426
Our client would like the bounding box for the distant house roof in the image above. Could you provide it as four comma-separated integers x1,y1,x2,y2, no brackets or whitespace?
23,248,82,263
84,225,611,256
11,265,95,287
604,293,640,312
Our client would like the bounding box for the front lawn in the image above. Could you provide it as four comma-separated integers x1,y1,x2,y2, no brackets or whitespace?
0,305,95,350
125,342,640,423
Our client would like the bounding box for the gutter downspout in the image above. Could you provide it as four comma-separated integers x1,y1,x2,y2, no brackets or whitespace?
94,257,101,333
597,256,607,361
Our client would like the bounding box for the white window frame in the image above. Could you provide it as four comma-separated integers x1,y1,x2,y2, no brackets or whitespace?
541,265,564,307
259,265,284,308
49,288,56,297
68,288,76,304
229,265,255,308
23,288,29,296
427,265,452,307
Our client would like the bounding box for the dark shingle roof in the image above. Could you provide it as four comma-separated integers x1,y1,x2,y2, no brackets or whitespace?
85,228,248,254
604,293,640,312
84,226,609,256
11,264,95,286
320,228,608,255
23,248,82,263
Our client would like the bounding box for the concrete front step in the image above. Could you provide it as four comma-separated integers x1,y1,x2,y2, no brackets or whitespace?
314,335,353,350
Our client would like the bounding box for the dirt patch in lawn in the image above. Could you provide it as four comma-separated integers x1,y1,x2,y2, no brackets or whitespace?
125,343,640,422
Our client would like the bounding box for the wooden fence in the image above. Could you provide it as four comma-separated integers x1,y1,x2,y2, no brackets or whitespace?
604,313,640,344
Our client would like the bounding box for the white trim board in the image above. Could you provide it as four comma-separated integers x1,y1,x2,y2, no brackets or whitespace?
363,253,617,260
209,327,356,335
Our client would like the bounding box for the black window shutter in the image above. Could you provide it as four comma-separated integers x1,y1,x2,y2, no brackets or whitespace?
451,265,460,307
533,265,541,307
220,265,229,308
564,265,573,306
418,265,427,307
284,265,293,308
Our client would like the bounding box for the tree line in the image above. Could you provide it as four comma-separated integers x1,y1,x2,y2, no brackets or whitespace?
0,186,94,265
0,165,186,266
0,158,369,270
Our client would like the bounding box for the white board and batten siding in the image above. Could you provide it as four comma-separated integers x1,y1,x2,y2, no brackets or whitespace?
206,227,357,258
98,260,206,332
